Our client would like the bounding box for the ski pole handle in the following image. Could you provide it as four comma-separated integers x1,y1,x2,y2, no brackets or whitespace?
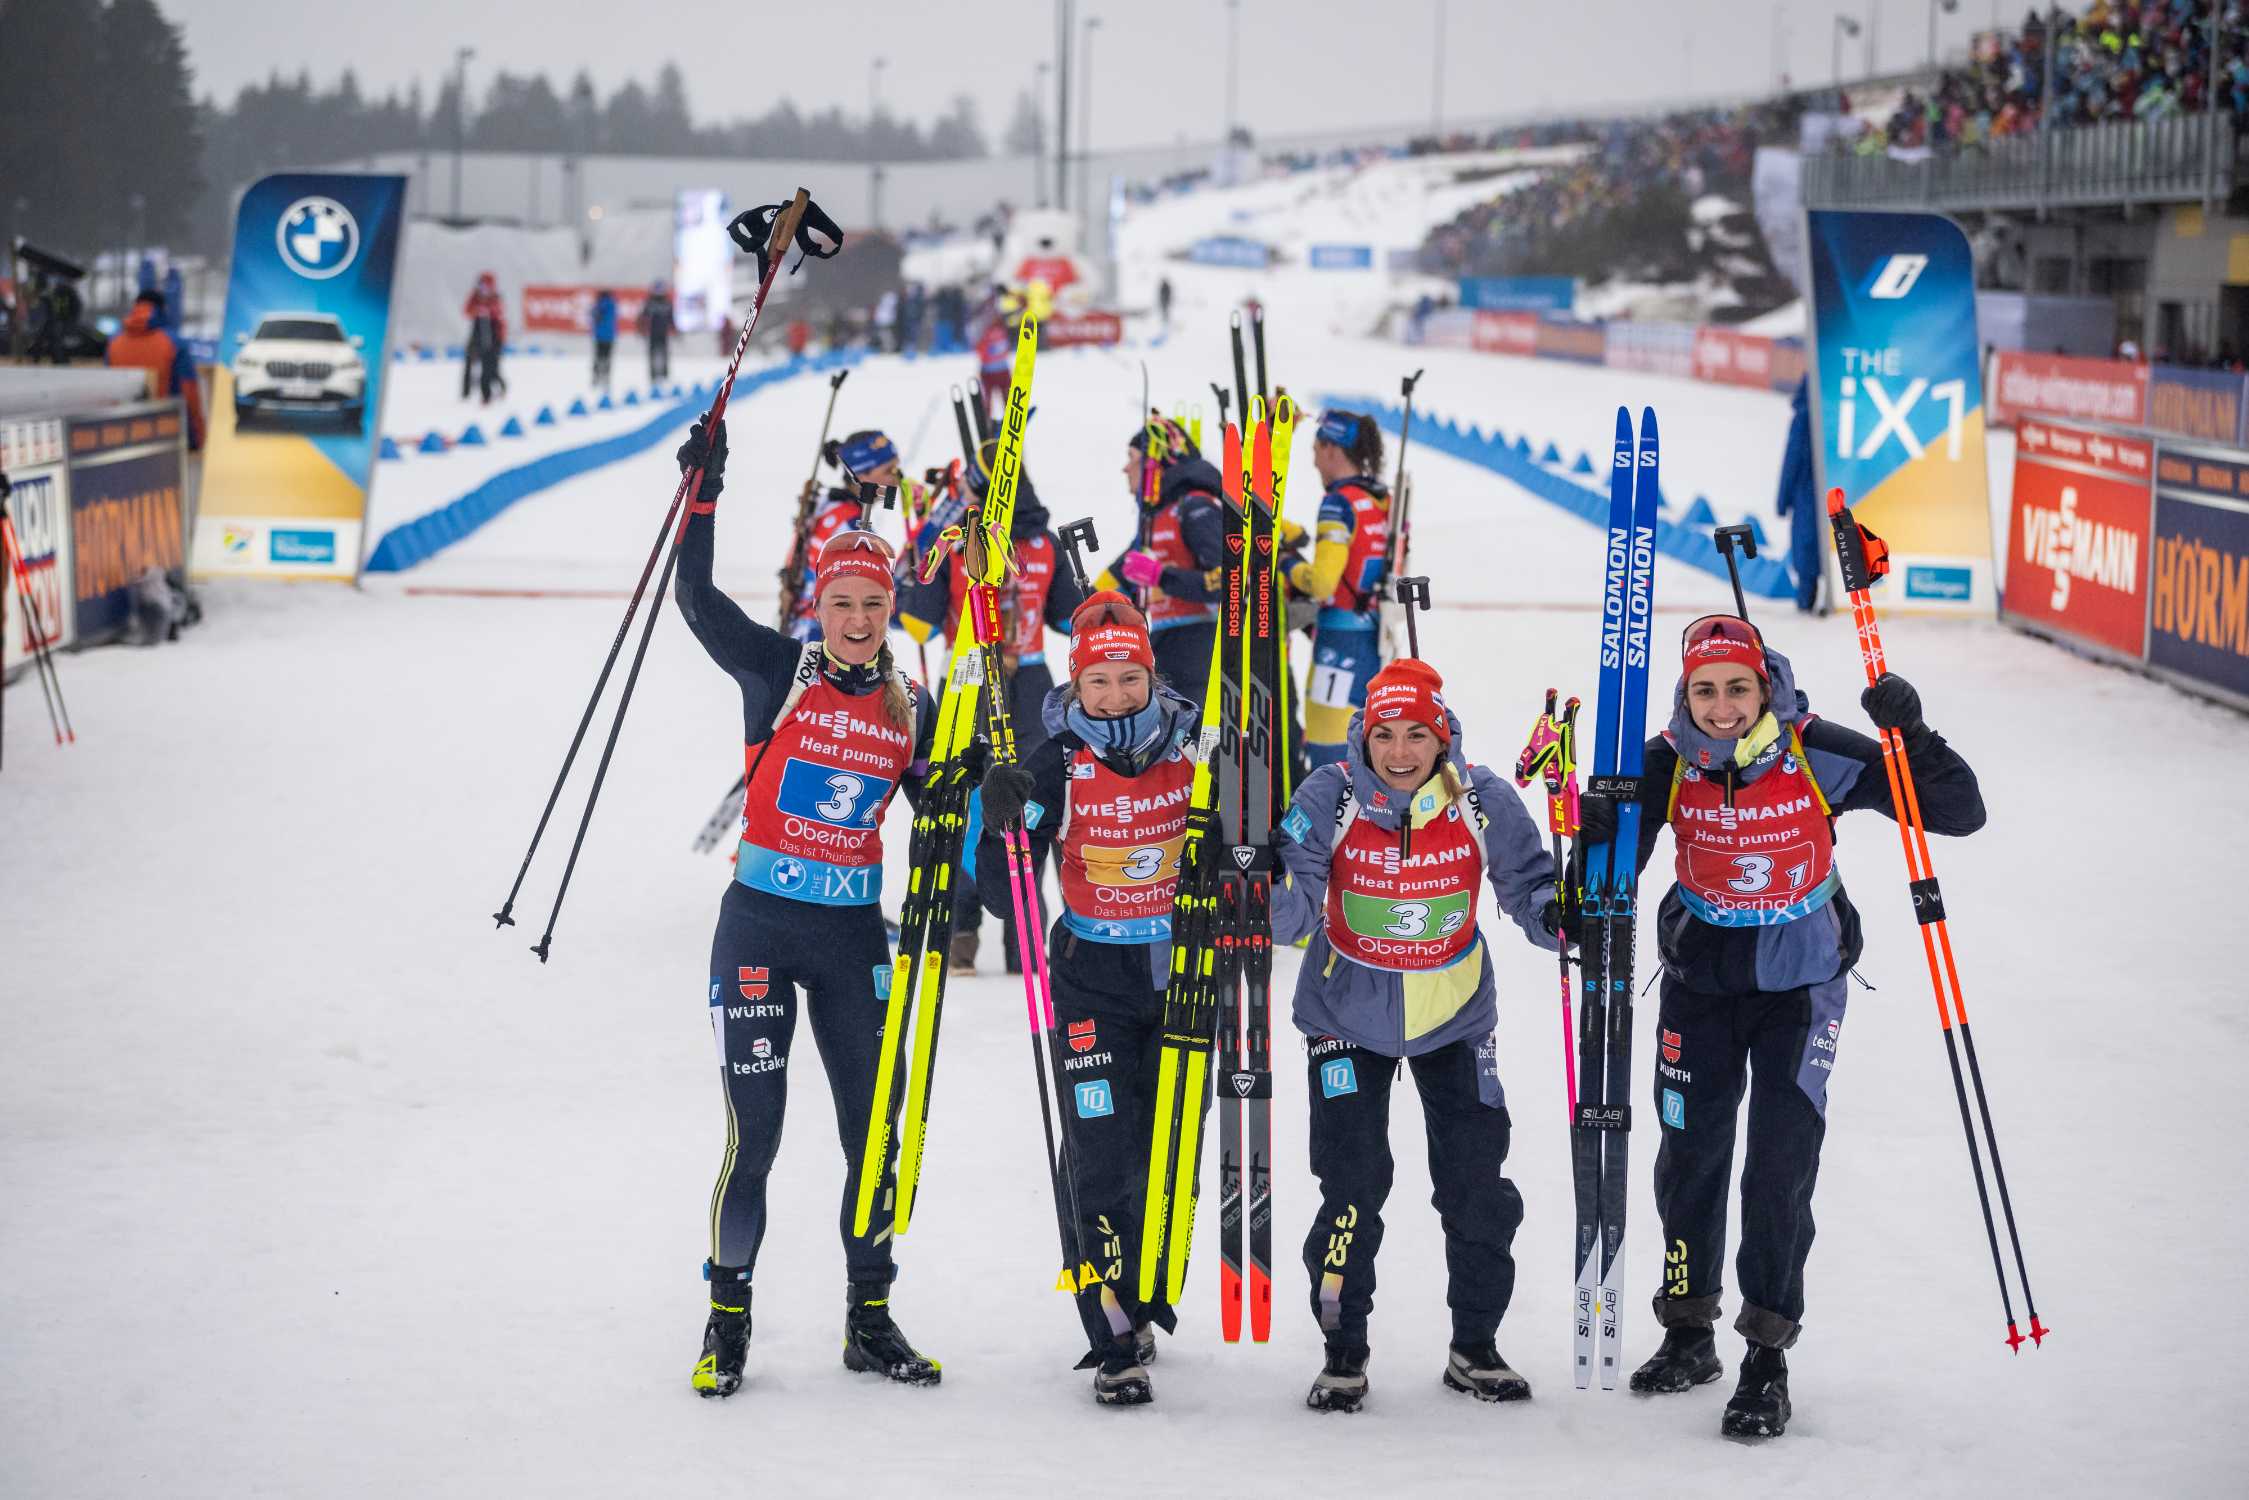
1394,575,1430,659
1058,517,1100,594
1712,523,1757,621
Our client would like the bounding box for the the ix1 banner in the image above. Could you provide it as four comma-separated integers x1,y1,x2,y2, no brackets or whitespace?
192,172,406,580
1805,209,1995,613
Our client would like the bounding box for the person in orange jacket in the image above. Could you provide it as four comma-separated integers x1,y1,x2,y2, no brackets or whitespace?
105,290,204,449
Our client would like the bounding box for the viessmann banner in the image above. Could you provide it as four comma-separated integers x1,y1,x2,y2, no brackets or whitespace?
192,172,406,581
1805,209,1995,613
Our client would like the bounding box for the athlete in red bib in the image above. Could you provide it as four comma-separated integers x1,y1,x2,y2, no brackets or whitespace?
1270,658,1565,1413
1574,614,1985,1436
671,416,951,1400
974,592,1204,1406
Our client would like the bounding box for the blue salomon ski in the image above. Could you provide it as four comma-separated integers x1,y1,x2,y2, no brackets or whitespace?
1573,406,1659,1391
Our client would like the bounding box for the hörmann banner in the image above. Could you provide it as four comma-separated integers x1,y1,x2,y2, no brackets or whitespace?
192,173,406,581
66,402,188,643
1805,209,1995,613
2148,442,2249,710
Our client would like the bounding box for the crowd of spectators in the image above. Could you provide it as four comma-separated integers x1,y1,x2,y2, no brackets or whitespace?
1854,2,2249,153
1417,98,1805,282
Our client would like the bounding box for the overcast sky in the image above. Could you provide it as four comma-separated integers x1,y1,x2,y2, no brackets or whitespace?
164,0,2020,150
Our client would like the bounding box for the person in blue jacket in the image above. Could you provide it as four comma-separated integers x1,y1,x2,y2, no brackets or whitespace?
591,290,619,392
1578,614,1984,1438
1774,377,1820,613
1270,657,1565,1414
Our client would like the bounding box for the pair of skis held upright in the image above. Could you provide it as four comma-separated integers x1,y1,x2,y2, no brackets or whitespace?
1140,395,1295,1344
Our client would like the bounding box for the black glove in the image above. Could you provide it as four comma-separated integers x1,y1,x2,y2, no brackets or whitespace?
677,416,728,502
1575,792,1619,847
1861,672,1923,733
979,762,1036,829
1540,894,1580,950
957,740,992,783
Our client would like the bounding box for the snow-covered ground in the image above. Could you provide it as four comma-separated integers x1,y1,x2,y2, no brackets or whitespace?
6,285,2245,1497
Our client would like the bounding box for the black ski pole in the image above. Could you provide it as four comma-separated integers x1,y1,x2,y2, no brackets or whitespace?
1393,367,1424,500
1251,304,1268,399
1395,575,1431,660
1229,311,1249,424
1058,517,1099,594
951,384,980,470
777,366,852,629
1712,524,1757,621
1210,382,1230,436
512,188,839,955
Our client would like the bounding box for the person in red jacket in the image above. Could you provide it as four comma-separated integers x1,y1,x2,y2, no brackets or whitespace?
462,272,507,404
105,291,203,449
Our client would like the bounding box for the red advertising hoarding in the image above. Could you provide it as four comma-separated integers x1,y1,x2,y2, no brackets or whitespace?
522,285,652,335
1040,310,1123,348
2003,418,2154,658
1692,327,1781,389
1471,310,1537,356
1989,352,2149,429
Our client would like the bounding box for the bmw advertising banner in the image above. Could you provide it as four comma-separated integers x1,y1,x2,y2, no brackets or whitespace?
1805,209,1995,614
191,173,406,581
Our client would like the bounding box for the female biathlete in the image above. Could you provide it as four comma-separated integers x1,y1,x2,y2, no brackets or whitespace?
973,591,1204,1407
1289,409,1392,768
672,417,945,1399
1576,615,1984,1437
1104,422,1229,714
1269,658,1567,1412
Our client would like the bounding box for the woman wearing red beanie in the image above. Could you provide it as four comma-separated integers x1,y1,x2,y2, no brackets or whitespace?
1576,613,1985,1437
1269,656,1569,1412
974,589,1207,1407
670,417,946,1399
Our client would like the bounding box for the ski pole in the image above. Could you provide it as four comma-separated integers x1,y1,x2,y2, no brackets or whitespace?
776,365,851,629
1392,367,1424,500
1229,311,1249,423
1828,487,2046,1353
1394,574,1431,660
512,189,837,956
1,499,72,745
1712,523,1757,621
951,384,979,470
1515,689,1581,1119
1250,304,1268,399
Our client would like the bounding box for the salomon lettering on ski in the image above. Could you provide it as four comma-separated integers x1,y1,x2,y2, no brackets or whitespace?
1573,406,1659,1391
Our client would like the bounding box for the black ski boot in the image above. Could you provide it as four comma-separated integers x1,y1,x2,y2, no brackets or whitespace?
1629,1325,1724,1394
1441,1341,1531,1402
1306,1343,1370,1413
1092,1336,1153,1406
842,1288,942,1386
692,1265,751,1398
1721,1343,1791,1438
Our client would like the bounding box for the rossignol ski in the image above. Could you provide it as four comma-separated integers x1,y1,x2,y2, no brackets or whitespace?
852,312,1041,1239
1573,405,1659,1391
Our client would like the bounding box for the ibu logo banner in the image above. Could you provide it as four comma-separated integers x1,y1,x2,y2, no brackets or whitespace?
1805,210,1995,614
192,173,406,581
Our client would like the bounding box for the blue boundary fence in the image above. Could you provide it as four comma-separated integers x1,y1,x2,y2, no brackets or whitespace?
1324,392,1795,600
363,351,862,574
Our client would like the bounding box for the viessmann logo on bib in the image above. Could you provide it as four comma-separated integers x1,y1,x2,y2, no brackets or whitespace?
276,197,360,280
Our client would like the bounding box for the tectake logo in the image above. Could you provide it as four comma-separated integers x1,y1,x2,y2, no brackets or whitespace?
1867,253,1929,300
269,527,337,564
276,196,360,280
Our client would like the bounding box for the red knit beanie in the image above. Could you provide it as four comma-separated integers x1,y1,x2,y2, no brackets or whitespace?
1682,634,1769,683
1364,658,1450,742
814,530,897,602
1068,590,1155,677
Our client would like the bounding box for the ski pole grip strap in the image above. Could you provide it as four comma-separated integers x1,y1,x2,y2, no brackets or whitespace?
1909,876,1946,926
1829,506,1890,593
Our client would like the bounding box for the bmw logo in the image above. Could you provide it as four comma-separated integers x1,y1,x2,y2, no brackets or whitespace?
769,858,806,891
276,197,359,280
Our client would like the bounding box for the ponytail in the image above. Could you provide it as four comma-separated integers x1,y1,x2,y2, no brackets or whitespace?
876,641,913,731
